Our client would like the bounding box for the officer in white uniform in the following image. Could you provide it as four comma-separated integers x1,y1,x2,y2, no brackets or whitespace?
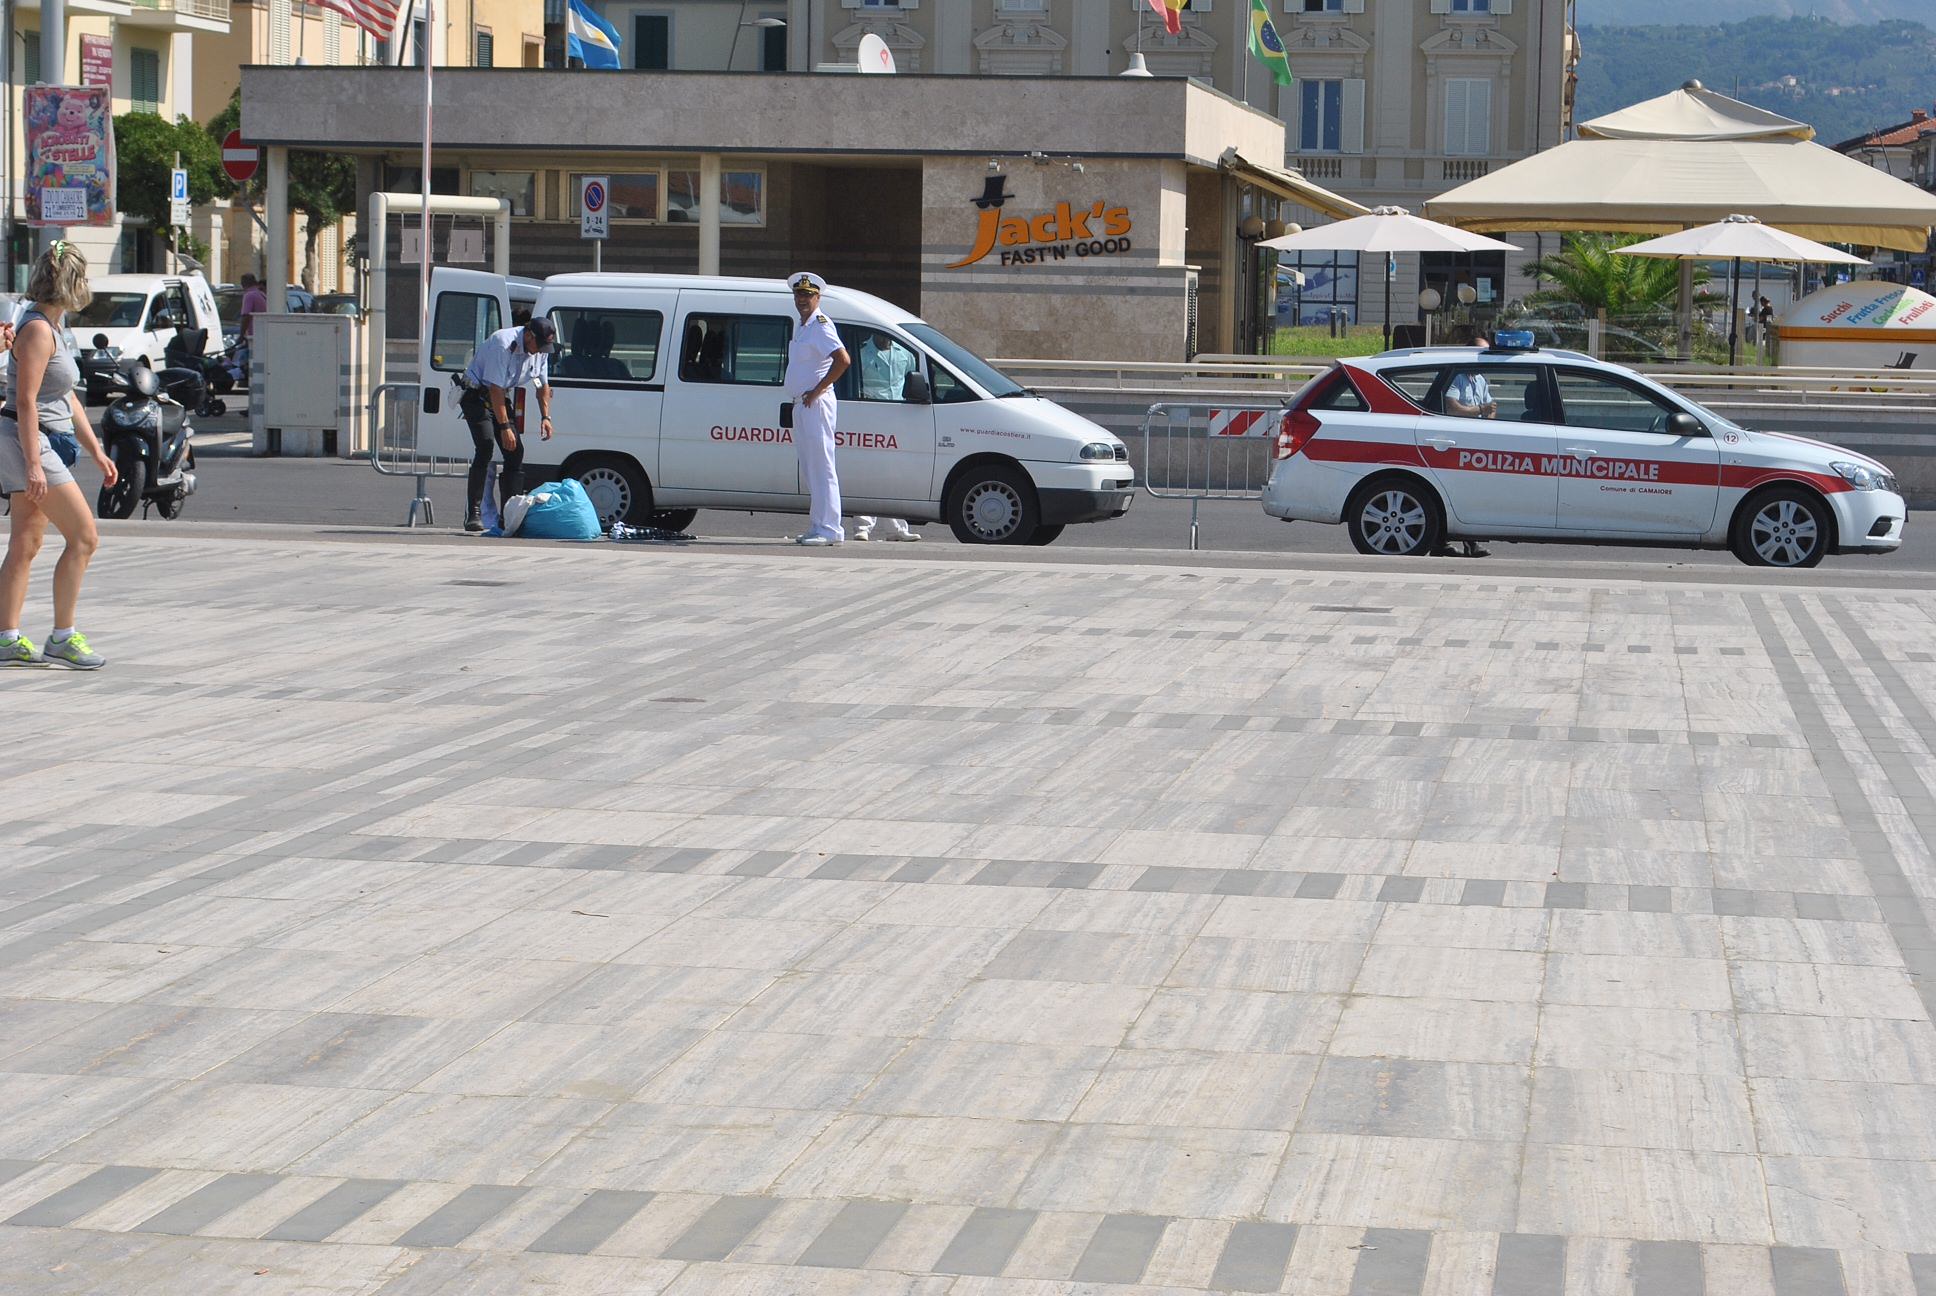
853,329,919,543
784,272,850,546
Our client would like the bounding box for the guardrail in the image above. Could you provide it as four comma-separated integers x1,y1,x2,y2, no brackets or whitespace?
368,382,465,528
1141,402,1286,550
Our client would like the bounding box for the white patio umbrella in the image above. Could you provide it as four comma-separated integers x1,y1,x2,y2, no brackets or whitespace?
1258,206,1519,348
1615,214,1869,365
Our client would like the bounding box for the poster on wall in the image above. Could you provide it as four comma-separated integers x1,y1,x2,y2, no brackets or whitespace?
24,85,116,228
81,36,114,89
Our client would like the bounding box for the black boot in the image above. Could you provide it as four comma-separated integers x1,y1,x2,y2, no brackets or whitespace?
464,502,483,533
497,469,525,519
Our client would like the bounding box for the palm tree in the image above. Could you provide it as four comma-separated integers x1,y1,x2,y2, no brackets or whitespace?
1520,232,1715,320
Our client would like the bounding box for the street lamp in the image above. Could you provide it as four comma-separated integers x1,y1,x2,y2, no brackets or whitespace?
1418,287,1442,345
728,3,786,71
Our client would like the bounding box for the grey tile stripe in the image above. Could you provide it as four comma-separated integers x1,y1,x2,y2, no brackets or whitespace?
1070,1213,1169,1285
261,1178,406,1243
1909,1253,1936,1296
0,1161,37,1190
796,1199,909,1269
135,1173,283,1236
1492,1233,1567,1296
1630,1239,1705,1296
393,1184,529,1248
1209,1220,1299,1292
1348,1227,1433,1295
1756,596,1936,1018
933,1207,1038,1277
1770,1245,1847,1296
5,1165,161,1228
525,1189,654,1255
661,1195,781,1263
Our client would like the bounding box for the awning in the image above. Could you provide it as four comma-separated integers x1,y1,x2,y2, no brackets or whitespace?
1220,149,1370,220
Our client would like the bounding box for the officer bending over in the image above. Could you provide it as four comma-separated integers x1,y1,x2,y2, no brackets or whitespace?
458,316,555,532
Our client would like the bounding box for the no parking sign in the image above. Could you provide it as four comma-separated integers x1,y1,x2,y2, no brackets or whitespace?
580,176,609,240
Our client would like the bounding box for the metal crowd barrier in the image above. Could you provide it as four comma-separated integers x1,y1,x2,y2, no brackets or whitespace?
367,382,464,527
1140,402,1287,550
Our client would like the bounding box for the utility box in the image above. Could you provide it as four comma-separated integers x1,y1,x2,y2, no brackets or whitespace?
250,313,362,456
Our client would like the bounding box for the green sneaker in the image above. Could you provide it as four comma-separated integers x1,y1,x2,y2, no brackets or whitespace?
44,632,104,670
0,635,46,668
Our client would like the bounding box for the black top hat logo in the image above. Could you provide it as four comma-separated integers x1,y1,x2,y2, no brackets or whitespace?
971,176,1012,211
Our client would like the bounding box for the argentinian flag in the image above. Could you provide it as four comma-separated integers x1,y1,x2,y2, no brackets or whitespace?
566,0,622,70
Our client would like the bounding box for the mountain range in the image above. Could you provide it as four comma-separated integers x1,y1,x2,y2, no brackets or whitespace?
1576,0,1932,24
1575,16,1936,148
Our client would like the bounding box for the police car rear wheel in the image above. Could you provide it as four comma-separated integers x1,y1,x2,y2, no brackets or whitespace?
1733,487,1828,569
1345,477,1442,557
947,464,1039,545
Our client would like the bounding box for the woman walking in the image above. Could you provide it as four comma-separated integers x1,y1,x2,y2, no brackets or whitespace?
1,241,115,669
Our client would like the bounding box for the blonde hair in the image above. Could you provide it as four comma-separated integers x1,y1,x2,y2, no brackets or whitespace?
25,240,93,312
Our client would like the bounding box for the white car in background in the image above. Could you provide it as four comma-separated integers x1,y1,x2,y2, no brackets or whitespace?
1262,337,1904,568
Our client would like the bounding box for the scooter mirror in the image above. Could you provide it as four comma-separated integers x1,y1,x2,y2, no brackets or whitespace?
93,334,110,350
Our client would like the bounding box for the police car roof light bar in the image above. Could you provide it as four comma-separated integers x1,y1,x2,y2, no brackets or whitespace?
1485,330,1538,354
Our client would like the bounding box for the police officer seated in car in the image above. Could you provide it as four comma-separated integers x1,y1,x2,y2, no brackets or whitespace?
1434,342,1492,558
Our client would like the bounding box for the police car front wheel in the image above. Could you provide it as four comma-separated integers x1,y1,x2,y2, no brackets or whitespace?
947,463,1040,545
1732,487,1829,569
1345,477,1444,558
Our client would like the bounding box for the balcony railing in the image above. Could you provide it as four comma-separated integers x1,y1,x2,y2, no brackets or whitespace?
1297,157,1344,180
1441,158,1491,182
128,0,231,21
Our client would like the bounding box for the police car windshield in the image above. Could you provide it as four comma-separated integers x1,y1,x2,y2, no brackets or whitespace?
904,324,1026,399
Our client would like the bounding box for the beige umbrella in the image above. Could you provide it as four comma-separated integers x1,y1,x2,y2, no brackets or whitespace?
1616,214,1869,364
1258,206,1517,348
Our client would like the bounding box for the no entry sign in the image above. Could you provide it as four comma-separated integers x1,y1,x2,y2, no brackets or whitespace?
222,130,259,183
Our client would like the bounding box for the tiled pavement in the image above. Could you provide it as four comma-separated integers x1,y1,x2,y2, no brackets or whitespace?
4,535,1936,1294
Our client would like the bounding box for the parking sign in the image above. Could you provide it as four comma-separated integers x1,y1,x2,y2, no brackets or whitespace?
170,167,190,226
580,176,609,240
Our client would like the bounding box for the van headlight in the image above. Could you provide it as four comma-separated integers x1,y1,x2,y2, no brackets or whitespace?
1079,442,1120,461
1831,460,1894,492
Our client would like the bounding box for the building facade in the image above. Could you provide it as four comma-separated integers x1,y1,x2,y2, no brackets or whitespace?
5,0,230,287
573,0,1578,338
1835,104,1936,290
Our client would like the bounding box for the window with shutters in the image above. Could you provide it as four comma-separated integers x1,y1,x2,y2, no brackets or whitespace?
634,14,669,68
1444,78,1491,156
475,29,494,66
1296,78,1363,154
131,48,161,113
23,30,41,84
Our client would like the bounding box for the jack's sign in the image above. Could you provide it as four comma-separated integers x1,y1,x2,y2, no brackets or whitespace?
947,176,1132,269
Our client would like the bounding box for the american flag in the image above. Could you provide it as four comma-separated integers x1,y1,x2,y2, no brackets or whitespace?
317,0,402,41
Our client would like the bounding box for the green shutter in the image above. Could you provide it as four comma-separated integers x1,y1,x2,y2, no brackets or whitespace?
23,30,41,85
475,30,494,66
132,48,160,113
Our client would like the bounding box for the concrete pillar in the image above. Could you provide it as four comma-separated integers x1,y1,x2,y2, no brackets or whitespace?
265,146,291,304
38,0,66,253
697,152,721,275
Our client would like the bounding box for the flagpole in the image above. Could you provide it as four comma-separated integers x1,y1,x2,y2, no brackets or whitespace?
417,0,434,381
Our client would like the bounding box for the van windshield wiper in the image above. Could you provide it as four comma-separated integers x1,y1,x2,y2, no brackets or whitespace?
996,387,1037,398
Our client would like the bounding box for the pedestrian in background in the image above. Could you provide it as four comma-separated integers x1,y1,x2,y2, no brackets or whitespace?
0,241,116,669
457,316,556,532
785,272,849,546
853,328,919,543
236,272,268,381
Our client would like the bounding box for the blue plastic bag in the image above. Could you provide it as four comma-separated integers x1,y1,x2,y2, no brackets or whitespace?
517,478,604,541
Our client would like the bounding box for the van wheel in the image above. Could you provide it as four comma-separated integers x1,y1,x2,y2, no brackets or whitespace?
1731,487,1829,568
947,462,1039,545
1344,476,1443,557
571,455,651,528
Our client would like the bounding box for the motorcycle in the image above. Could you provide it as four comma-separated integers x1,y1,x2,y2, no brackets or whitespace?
162,326,233,413
94,345,197,520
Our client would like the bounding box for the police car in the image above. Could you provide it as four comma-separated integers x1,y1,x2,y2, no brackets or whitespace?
1262,335,1904,568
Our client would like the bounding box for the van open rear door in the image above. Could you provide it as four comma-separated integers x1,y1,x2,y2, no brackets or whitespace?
417,268,512,461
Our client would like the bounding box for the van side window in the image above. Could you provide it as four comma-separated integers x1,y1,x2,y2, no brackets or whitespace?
930,364,976,404
834,323,923,402
679,314,790,386
429,292,501,372
550,307,663,382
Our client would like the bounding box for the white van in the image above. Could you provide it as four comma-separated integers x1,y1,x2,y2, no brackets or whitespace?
70,273,223,396
417,270,1135,545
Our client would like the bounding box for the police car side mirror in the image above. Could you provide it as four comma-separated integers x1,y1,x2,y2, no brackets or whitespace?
903,372,932,405
1666,411,1703,437
423,387,441,415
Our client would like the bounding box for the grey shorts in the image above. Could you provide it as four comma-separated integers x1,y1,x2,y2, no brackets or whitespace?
0,419,75,495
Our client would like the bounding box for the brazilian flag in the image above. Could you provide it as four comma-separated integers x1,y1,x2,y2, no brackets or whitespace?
1249,0,1294,88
